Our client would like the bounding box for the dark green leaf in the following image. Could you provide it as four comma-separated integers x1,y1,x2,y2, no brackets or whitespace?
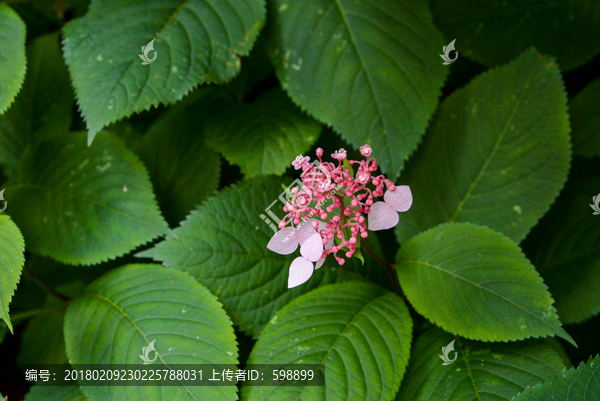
242,281,412,401
0,32,74,176
569,78,600,158
396,49,571,243
431,0,600,71
397,327,565,401
24,385,87,401
62,0,266,144
64,264,238,401
512,356,600,401
268,0,447,177
138,176,360,337
205,88,320,177
0,3,26,115
396,222,574,345
133,88,222,226
523,170,600,324
0,215,25,333
4,132,168,265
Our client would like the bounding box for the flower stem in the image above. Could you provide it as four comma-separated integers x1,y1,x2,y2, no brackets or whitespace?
23,268,70,304
360,238,404,298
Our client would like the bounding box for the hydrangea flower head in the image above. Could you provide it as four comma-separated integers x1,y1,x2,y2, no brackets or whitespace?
267,146,411,288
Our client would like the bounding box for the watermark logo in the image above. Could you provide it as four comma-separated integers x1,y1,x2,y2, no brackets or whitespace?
139,39,157,65
139,340,158,364
0,189,7,213
591,193,600,215
439,339,458,365
440,39,458,65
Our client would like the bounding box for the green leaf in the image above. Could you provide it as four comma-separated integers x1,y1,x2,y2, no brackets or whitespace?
267,0,447,177
4,131,168,265
0,215,25,333
18,282,84,365
395,49,571,244
241,281,412,401
431,0,600,71
24,385,87,401
0,3,26,116
396,222,574,345
569,78,600,158
62,0,266,144
133,88,222,226
396,326,565,401
512,356,600,401
205,88,320,177
0,31,74,176
64,264,238,401
522,169,600,324
138,176,359,337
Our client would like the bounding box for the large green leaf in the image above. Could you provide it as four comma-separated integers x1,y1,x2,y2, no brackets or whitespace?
396,327,565,401
64,264,238,401
431,0,600,71
241,281,412,401
512,356,600,401
205,88,321,177
4,132,168,265
396,223,574,345
267,0,447,177
24,385,87,401
0,3,26,116
522,168,600,324
0,215,25,333
133,88,222,226
0,32,74,176
569,78,600,158
62,0,266,144
138,176,360,337
395,49,571,244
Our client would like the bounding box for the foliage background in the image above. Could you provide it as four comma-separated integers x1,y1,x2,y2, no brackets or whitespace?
0,0,599,400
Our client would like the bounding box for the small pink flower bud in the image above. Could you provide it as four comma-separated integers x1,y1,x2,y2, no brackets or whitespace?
316,148,323,157
349,237,357,244
361,231,368,238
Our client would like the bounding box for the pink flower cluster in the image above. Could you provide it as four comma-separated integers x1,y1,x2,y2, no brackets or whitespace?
267,146,412,288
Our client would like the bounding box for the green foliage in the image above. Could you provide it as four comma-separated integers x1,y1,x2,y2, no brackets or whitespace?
396,223,574,345
0,3,26,116
523,168,600,324
242,281,412,401
0,32,73,176
395,49,571,244
4,132,168,265
62,0,266,144
569,78,600,157
431,0,600,71
0,215,25,333
205,88,321,177
139,176,359,337
132,88,222,226
397,327,565,401
512,356,600,401
1,0,600,398
64,264,238,401
24,386,87,401
267,0,447,177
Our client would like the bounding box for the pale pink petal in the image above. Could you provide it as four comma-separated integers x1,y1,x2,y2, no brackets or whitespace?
288,257,314,288
368,202,400,231
384,186,412,212
315,257,326,269
266,227,299,255
296,219,319,244
300,233,323,262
